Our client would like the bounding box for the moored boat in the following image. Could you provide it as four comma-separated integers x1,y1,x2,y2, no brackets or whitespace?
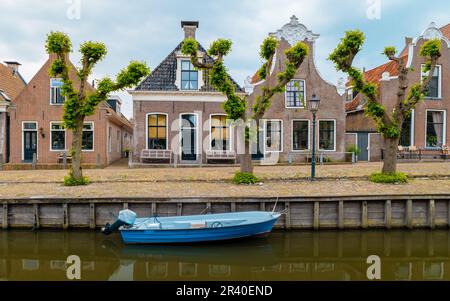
102,210,281,245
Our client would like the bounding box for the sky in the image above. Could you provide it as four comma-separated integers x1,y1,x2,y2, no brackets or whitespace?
1,0,449,118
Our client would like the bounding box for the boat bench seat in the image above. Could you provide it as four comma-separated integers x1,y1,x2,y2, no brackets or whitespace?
206,150,237,163
140,149,172,164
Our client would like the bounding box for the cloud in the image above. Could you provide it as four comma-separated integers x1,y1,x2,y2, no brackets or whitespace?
0,0,448,118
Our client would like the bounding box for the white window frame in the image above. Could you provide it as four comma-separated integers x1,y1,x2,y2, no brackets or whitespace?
82,122,95,152
400,109,415,147
318,119,337,152
49,121,66,152
209,114,232,152
49,78,64,105
291,119,310,152
425,109,446,149
21,121,38,162
145,113,169,150
285,79,306,109
421,64,442,99
346,87,354,102
179,112,200,160
263,119,283,153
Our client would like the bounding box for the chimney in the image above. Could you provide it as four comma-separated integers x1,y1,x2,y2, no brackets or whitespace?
181,21,199,39
405,37,413,46
4,61,21,76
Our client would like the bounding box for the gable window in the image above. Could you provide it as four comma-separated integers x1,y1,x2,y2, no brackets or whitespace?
50,122,66,151
285,80,305,108
421,65,441,98
147,114,167,150
82,123,94,151
50,79,65,104
319,120,336,151
426,110,445,148
265,120,283,152
292,120,309,151
210,115,230,151
181,60,198,90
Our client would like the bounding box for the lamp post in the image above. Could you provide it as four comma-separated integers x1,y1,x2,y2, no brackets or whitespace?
308,94,320,181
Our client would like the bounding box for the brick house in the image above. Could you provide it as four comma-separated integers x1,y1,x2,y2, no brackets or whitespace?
8,54,133,166
130,21,245,165
346,22,450,161
249,16,347,163
131,18,347,165
0,61,27,163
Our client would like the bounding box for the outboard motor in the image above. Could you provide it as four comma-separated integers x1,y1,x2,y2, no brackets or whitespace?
102,209,137,235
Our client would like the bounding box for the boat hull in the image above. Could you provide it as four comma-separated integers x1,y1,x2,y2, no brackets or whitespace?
120,217,279,245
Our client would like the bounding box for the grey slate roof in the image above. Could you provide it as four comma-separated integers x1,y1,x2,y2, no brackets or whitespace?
136,42,244,93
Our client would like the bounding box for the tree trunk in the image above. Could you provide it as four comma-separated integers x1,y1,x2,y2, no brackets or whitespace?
382,137,400,174
71,118,84,180
240,140,254,174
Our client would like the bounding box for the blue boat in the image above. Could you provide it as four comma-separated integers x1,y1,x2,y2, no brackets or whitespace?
102,210,281,244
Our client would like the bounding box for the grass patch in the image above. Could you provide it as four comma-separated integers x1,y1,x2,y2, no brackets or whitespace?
64,173,90,186
369,172,408,184
232,172,261,185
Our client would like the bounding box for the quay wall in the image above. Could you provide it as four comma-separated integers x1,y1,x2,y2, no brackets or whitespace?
1,195,450,230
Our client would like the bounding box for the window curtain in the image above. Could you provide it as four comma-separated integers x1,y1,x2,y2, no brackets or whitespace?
432,112,444,146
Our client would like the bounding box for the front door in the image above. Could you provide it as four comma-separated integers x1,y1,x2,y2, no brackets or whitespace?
357,133,369,161
181,114,197,161
23,130,37,162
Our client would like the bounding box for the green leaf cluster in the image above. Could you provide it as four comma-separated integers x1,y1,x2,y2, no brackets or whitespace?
369,172,408,184
232,172,261,185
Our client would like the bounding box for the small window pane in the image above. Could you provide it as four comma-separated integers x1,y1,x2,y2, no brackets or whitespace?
24,123,37,130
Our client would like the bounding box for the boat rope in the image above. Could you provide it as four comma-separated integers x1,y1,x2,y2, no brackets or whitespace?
199,205,211,215
272,197,279,213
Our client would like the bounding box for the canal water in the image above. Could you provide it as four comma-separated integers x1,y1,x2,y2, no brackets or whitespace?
0,230,449,281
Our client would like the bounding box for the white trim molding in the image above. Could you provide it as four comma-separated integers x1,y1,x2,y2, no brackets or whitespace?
208,113,233,152
291,119,310,152
425,109,447,148
318,119,337,152
49,121,67,152
145,112,169,151
263,119,284,153
21,121,38,162
130,91,228,103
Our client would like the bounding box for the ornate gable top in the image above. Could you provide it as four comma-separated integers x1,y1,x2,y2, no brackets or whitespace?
413,21,450,47
270,15,319,45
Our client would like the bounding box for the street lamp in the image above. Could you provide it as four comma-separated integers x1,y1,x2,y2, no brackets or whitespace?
308,94,321,181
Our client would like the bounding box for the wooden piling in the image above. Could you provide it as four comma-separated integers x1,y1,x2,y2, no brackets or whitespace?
385,200,392,229
429,200,436,229
33,204,40,229
338,201,344,230
89,203,95,229
361,201,368,229
285,202,291,230
177,203,183,216
313,202,320,230
2,203,8,229
62,203,68,230
406,199,413,229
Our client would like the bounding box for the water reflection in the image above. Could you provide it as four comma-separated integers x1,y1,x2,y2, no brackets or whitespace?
0,230,449,281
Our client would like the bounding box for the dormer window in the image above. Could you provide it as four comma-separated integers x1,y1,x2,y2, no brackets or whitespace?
50,78,65,104
285,80,305,108
181,60,198,90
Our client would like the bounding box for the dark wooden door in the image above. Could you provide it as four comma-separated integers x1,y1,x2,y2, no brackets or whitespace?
24,131,37,162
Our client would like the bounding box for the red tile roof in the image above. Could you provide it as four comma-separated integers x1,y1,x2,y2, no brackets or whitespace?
346,23,450,112
0,63,26,102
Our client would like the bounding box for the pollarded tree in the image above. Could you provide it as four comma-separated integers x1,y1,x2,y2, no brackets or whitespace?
329,30,441,174
181,37,308,175
45,32,150,185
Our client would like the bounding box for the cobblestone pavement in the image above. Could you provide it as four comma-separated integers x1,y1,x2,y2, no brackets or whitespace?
0,162,450,183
